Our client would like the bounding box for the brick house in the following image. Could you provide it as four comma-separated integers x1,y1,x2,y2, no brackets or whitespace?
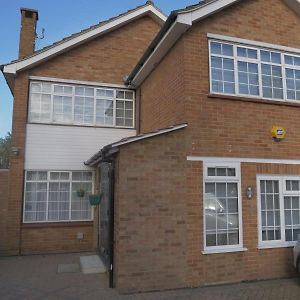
2,0,300,294
0,2,165,256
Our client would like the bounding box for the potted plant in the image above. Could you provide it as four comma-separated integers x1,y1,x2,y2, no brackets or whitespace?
89,194,102,206
76,189,85,198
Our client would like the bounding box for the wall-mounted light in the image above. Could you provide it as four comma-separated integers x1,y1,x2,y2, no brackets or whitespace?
246,186,254,199
11,147,20,156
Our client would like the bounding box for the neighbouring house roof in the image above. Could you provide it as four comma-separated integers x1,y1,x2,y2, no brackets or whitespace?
1,1,167,92
125,0,300,88
85,123,188,166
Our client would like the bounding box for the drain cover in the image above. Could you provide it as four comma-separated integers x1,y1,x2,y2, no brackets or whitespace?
57,263,80,273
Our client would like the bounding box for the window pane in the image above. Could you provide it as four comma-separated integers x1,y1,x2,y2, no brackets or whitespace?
286,68,300,101
211,42,222,55
211,56,235,94
53,96,72,123
205,180,239,248
238,61,259,96
260,180,281,242
24,182,47,222
261,64,283,99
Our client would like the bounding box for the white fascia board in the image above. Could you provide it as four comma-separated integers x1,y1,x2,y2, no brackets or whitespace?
131,19,191,87
148,5,167,25
3,5,167,75
189,0,240,22
284,0,300,16
111,123,187,147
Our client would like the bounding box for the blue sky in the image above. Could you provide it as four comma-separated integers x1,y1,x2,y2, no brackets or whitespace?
0,0,196,138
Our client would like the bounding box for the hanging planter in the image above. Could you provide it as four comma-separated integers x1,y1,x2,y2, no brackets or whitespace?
89,194,102,206
76,189,85,198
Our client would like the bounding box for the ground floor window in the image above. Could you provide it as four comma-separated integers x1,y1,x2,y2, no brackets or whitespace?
204,163,243,252
258,176,300,247
24,171,93,223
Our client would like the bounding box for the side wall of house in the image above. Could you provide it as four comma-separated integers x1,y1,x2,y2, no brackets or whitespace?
139,37,186,133
0,170,9,255
114,129,187,293
183,0,300,288
5,16,161,255
135,0,300,291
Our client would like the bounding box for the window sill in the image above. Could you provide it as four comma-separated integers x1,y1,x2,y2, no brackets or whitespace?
208,93,300,108
22,221,93,229
258,243,296,250
202,247,248,255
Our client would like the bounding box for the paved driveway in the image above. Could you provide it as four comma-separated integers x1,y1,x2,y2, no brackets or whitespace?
1,253,300,300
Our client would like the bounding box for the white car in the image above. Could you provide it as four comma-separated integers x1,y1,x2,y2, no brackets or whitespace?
293,235,300,274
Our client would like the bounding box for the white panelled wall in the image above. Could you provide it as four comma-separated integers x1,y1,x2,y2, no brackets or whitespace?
25,124,136,170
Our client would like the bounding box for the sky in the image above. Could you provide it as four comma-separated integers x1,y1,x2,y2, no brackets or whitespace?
0,0,197,138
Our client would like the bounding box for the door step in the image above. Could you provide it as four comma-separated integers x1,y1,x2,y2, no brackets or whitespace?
80,255,106,274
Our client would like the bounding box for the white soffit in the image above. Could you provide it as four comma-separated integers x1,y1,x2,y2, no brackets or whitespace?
284,0,300,15
3,4,166,74
130,0,241,87
130,21,191,87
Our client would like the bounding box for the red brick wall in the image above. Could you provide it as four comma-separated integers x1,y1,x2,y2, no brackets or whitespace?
21,223,94,254
6,15,161,255
0,170,9,255
184,0,300,158
139,37,186,133
114,145,298,293
31,16,161,85
114,129,187,293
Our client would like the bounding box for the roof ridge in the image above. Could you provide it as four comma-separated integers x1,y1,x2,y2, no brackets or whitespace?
5,1,166,66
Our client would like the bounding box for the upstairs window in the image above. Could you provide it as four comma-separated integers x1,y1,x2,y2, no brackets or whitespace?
209,40,300,102
29,81,135,128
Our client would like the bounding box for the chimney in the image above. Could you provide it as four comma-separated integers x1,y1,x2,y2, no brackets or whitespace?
19,8,39,59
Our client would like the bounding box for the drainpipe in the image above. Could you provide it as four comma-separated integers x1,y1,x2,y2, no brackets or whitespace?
137,87,142,135
108,162,115,288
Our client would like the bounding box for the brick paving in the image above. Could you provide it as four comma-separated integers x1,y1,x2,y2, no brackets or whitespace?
1,253,300,300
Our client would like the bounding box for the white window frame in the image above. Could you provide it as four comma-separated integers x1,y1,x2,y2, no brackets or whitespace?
23,170,94,224
208,38,300,103
257,175,300,249
28,80,135,129
203,162,244,254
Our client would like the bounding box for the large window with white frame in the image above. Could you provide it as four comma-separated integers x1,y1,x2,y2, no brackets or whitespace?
204,163,243,252
209,39,300,102
258,176,300,248
23,171,93,223
29,81,134,128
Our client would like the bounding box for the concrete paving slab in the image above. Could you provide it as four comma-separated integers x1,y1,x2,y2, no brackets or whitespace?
57,263,80,273
80,255,106,274
1,253,300,299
